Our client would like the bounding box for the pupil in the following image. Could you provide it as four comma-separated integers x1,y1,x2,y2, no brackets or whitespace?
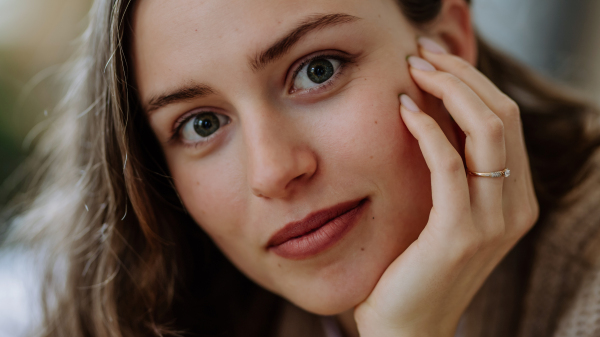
193,113,220,137
307,59,334,84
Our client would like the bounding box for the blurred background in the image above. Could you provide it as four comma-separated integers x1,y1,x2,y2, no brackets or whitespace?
0,0,91,202
0,0,599,335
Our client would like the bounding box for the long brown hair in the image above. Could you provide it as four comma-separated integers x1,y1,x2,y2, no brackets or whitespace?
2,0,599,336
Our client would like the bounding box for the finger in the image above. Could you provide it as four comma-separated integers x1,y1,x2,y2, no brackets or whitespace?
417,39,538,234
399,94,470,223
416,40,522,172
407,56,506,213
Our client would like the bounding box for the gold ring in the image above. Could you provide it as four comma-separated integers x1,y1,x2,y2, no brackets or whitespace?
468,168,511,178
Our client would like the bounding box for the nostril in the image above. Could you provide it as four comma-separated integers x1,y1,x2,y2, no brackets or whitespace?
292,173,306,182
247,145,318,199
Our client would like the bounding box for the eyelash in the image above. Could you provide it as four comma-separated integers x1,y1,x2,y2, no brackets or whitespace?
168,109,227,146
169,51,357,146
288,51,355,94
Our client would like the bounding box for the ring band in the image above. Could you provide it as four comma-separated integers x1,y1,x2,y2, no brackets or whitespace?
468,168,511,178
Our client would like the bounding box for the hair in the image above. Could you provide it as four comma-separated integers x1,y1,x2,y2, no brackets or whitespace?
1,0,599,336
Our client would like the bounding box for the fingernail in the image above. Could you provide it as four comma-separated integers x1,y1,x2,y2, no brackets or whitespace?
407,56,436,71
417,37,448,54
400,94,420,112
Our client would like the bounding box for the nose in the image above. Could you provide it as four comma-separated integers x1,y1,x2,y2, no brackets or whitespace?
245,111,317,199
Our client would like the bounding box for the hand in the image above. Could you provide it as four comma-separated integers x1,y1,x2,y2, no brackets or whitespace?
353,38,539,337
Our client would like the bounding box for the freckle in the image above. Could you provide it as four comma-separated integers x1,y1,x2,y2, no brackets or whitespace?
375,121,378,124
361,248,365,251
196,181,200,185
278,264,281,267
370,156,373,159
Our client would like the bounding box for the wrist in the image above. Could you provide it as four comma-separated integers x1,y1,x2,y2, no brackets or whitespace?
355,313,457,337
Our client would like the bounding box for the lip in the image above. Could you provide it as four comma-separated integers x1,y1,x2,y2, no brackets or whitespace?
267,198,368,260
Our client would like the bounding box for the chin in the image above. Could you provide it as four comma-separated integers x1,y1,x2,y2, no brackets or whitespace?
279,246,398,316
287,281,376,316
268,208,421,316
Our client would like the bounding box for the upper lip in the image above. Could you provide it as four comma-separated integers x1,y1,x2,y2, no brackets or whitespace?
267,198,366,248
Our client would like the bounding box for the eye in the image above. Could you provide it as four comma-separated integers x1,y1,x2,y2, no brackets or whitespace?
180,112,229,142
293,58,341,91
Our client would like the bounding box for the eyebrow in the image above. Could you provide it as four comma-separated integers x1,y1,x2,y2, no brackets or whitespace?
144,13,360,114
249,13,361,71
145,84,215,114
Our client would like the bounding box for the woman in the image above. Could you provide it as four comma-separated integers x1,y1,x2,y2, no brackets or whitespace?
3,0,600,336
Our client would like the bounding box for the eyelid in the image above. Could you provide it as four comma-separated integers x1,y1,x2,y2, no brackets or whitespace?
287,50,356,94
168,108,230,144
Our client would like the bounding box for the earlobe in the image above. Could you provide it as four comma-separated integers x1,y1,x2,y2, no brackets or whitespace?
429,0,477,65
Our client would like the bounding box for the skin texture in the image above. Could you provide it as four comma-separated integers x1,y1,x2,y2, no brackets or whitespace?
133,0,538,336
134,0,444,314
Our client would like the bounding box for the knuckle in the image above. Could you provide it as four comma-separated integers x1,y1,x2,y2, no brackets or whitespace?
454,57,473,74
520,205,540,231
484,224,506,243
440,72,464,89
481,115,505,142
458,230,483,261
421,119,440,134
508,204,540,239
443,222,483,266
497,95,521,119
439,154,464,174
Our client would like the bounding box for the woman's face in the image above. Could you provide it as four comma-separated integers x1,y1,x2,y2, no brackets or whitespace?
133,0,451,315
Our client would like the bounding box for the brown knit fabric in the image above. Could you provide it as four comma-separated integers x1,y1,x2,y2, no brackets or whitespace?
518,168,600,337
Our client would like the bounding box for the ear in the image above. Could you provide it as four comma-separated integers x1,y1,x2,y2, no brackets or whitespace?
427,0,477,65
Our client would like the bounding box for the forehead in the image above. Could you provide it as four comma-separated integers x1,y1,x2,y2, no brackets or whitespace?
133,0,372,42
131,0,402,99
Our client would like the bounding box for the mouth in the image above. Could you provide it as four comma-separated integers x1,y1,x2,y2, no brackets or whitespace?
267,197,368,260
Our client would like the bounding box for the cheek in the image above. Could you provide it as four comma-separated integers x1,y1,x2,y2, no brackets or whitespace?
169,156,276,287
314,70,420,180
267,82,431,315
168,155,248,243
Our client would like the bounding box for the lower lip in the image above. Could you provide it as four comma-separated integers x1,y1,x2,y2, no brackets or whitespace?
269,199,368,260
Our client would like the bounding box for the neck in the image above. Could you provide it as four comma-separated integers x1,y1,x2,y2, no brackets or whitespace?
336,309,360,337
